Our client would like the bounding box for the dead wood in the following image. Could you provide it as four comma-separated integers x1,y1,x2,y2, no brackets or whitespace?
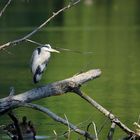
0,69,101,114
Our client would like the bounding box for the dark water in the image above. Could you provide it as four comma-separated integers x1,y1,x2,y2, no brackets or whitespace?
0,0,140,139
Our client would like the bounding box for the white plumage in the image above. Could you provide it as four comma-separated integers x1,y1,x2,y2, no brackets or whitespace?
30,44,59,83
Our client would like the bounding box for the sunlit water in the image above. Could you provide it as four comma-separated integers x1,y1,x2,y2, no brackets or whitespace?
0,0,140,139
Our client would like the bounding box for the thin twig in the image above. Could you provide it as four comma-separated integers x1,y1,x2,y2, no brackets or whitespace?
0,0,12,18
2,48,14,56
64,114,71,140
26,39,42,46
63,115,94,139
97,117,109,135
86,122,98,140
92,122,98,140
9,86,15,96
26,39,93,54
0,0,81,50
134,122,140,129
137,115,140,124
53,130,58,139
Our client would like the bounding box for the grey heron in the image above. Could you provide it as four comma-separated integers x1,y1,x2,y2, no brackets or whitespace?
30,44,60,83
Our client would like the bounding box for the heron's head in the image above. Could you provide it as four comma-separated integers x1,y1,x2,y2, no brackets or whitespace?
42,44,60,53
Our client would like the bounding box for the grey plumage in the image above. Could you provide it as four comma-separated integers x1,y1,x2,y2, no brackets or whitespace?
30,44,59,83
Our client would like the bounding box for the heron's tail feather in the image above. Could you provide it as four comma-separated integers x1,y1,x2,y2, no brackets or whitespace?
33,75,39,84
33,74,42,83
33,65,43,84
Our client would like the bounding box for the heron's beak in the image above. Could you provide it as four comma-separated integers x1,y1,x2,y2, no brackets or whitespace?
50,48,60,53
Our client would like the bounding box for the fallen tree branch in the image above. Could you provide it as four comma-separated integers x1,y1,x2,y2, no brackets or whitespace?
0,0,12,18
0,69,101,114
73,89,139,138
0,69,138,139
0,0,80,50
20,103,96,140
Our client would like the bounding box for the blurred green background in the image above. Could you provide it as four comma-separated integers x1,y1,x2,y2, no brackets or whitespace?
0,0,140,139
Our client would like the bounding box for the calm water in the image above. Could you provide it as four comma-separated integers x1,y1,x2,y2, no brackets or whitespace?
0,0,140,139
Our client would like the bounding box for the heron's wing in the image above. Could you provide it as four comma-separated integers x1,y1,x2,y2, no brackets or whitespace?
30,47,51,75
40,51,51,67
30,49,39,74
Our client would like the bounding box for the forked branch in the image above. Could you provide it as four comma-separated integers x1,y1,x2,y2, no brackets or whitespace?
73,89,139,138
0,0,80,50
21,103,96,140
0,69,101,114
0,68,139,139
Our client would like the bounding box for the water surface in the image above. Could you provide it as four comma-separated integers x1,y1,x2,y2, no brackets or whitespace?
0,0,140,139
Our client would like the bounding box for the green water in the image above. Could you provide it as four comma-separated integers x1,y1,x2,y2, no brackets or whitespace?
0,0,140,139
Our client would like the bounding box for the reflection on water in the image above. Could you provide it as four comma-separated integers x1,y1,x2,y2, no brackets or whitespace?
0,0,140,139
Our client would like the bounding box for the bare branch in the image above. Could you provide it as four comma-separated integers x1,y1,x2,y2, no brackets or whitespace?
86,122,98,140
0,0,12,18
26,39,93,54
20,103,96,140
0,68,138,138
92,122,98,140
64,114,71,140
0,69,101,114
0,0,80,50
74,89,138,137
